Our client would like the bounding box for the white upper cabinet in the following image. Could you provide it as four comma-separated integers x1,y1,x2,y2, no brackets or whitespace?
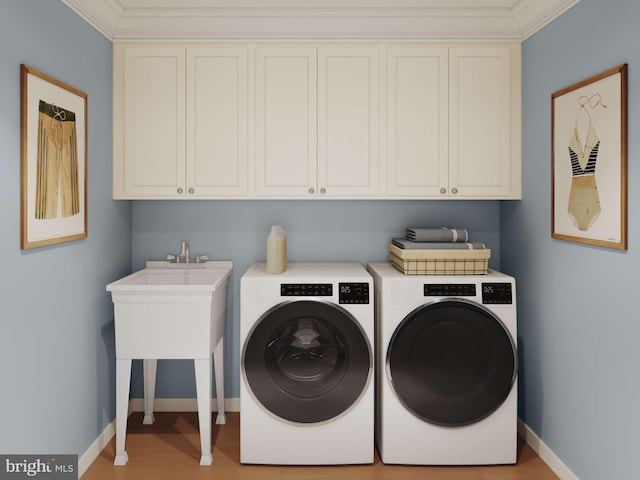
255,47,318,197
114,45,248,198
255,46,379,198
386,47,449,197
114,43,520,200
186,47,248,196
449,47,515,198
119,47,186,197
318,47,379,197
385,44,521,199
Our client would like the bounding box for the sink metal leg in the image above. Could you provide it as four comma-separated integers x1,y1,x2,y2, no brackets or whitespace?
194,358,213,466
143,359,157,425
214,338,226,425
114,358,132,466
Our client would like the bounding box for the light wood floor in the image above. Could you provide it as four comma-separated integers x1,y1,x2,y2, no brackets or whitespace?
82,412,559,479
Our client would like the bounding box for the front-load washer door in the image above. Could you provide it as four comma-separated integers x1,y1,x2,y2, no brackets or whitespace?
387,299,516,427
243,300,372,424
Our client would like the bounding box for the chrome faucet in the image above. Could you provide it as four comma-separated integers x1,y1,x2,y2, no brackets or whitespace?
180,240,191,263
166,240,209,263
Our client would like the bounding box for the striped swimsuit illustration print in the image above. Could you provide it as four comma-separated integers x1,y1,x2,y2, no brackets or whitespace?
566,94,605,231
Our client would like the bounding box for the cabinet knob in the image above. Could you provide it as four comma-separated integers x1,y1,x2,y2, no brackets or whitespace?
451,187,458,194
177,187,184,194
320,187,326,195
309,187,315,195
188,188,195,194
440,187,446,194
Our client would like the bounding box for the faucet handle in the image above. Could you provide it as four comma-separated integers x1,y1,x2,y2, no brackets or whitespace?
195,254,209,263
166,254,178,263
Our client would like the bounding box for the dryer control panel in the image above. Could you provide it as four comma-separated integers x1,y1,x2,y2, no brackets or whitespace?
423,282,513,305
424,284,476,297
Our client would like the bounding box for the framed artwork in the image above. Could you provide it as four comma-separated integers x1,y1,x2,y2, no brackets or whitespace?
21,64,87,249
551,64,627,250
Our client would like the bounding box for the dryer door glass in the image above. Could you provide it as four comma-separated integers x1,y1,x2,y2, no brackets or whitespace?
387,299,516,426
243,300,372,424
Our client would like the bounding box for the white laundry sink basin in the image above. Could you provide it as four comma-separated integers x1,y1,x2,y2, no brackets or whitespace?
107,261,233,292
106,260,233,467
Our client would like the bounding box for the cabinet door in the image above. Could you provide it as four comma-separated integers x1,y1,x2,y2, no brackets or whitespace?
186,47,248,196
386,47,448,196
318,47,379,197
449,47,511,197
255,47,317,196
123,47,186,196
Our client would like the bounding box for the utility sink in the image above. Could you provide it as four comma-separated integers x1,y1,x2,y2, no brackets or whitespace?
106,261,233,467
108,260,233,289
107,261,233,286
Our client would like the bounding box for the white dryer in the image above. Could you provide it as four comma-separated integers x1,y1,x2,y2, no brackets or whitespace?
368,262,517,465
240,262,374,465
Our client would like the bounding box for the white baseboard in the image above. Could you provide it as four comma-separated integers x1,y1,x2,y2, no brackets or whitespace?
518,418,580,480
78,418,116,478
79,397,240,478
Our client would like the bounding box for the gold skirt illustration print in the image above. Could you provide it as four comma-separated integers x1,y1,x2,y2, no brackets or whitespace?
567,95,605,231
35,100,80,220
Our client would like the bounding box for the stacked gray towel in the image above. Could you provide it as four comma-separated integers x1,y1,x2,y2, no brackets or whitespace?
391,226,486,250
392,238,486,250
406,227,469,243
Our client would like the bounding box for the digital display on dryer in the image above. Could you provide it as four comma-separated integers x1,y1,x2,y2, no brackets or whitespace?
482,283,513,304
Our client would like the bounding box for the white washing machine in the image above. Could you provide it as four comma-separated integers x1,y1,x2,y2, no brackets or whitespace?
368,262,517,465
240,262,374,465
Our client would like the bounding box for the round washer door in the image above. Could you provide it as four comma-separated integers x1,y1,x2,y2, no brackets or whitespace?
387,299,516,426
243,300,372,424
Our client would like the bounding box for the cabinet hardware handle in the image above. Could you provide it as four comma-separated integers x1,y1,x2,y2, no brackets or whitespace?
177,188,184,194
440,187,446,194
320,188,326,194
451,187,458,194
309,187,315,194
188,188,195,194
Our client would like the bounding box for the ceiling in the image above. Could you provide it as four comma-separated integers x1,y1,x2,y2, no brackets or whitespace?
60,0,581,42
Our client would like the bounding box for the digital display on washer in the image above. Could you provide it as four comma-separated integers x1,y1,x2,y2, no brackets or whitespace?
424,284,476,297
338,283,369,304
482,283,513,304
281,284,333,296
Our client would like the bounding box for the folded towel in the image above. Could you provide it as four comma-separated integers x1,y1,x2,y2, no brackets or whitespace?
392,238,486,250
406,227,469,243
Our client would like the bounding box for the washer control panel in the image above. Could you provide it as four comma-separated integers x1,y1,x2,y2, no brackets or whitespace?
280,282,370,304
481,283,513,304
281,283,332,297
424,284,476,297
338,283,370,304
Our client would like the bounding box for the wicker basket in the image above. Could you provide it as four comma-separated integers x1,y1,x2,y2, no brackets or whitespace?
388,243,490,275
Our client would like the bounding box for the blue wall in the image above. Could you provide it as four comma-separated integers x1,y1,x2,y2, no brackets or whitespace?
501,0,639,478
131,200,502,398
0,0,132,457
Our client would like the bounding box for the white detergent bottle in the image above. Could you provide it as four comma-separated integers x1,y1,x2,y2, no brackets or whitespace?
266,225,287,274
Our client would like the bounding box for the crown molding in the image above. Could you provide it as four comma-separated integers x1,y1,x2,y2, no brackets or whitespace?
60,0,123,39
60,0,581,42
513,0,581,40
